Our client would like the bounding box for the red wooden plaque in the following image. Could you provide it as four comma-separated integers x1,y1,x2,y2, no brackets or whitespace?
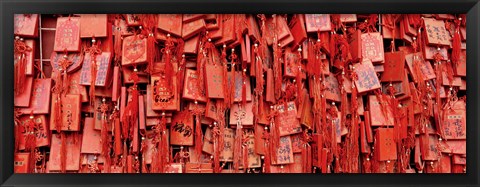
229,102,254,126
353,60,382,93
361,32,384,63
49,94,81,131
374,128,397,161
272,136,294,165
48,133,81,171
18,115,50,150
205,64,225,99
14,153,31,173
80,52,112,87
14,14,39,37
54,17,81,52
20,78,52,114
220,128,235,162
423,18,452,46
157,14,183,37
151,75,179,111
182,18,206,40
275,102,302,136
14,76,33,107
182,69,207,102
79,14,108,38
170,111,194,146
368,95,395,126
305,14,331,32
81,117,101,154
381,51,406,82
122,35,148,66
50,52,84,74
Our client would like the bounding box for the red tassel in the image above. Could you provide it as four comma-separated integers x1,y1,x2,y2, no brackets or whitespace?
213,124,221,173
14,109,23,152
14,55,27,96
273,45,283,101
101,119,109,157
53,94,63,133
262,126,271,173
412,54,425,84
14,38,32,95
138,14,158,74
164,35,175,88
233,125,242,171
113,18,123,64
147,35,156,73
90,62,97,107
122,87,139,140
451,18,462,67
85,39,102,107
221,46,231,109
243,135,249,171
151,148,159,173
160,114,168,173
140,138,148,173
60,133,67,173
24,114,36,152
242,74,247,107
104,152,111,173
194,113,203,161
230,51,238,105
363,156,371,173
295,51,302,99
301,140,307,173
306,144,312,173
